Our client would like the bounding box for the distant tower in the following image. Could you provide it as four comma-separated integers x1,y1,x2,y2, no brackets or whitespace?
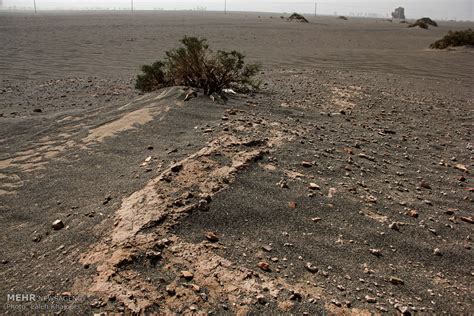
391,7,405,20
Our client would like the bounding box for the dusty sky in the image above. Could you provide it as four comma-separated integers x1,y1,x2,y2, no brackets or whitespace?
3,0,473,21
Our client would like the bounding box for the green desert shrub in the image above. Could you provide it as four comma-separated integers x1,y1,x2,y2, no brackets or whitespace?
430,29,474,49
135,61,166,92
135,36,261,95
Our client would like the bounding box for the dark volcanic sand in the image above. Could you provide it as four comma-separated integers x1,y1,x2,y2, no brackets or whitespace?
0,11,473,315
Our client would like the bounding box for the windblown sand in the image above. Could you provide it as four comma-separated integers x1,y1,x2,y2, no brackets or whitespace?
0,11,473,314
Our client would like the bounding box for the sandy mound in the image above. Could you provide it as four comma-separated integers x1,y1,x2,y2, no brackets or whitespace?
430,29,474,49
287,13,309,23
418,17,438,27
409,17,438,29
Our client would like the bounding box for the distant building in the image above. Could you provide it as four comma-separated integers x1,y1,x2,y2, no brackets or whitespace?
391,7,405,20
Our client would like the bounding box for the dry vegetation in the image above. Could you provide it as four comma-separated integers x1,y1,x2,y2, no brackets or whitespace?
135,36,261,95
430,29,474,49
409,17,438,29
287,13,309,23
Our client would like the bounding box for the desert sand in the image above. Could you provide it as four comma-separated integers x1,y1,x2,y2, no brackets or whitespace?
0,11,473,314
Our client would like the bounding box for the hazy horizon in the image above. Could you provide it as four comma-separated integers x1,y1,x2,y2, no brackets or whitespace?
1,0,473,21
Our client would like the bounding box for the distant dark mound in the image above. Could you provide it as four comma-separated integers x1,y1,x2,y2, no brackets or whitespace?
430,29,474,49
417,17,438,27
408,20,429,29
418,17,438,27
338,16,348,21
288,13,309,23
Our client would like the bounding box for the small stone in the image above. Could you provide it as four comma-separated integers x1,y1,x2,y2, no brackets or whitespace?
420,181,431,189
258,261,270,271
33,108,42,113
366,195,377,203
165,285,176,296
365,295,377,303
262,245,272,252
370,248,382,257
32,235,41,242
460,216,473,224
389,276,404,285
433,248,442,256
454,164,468,172
289,291,302,301
277,179,289,188
309,183,320,190
301,161,313,167
256,295,267,304
52,220,64,230
171,164,183,173
197,199,209,211
204,231,219,242
406,209,419,218
331,299,342,307
288,201,297,209
189,284,200,292
389,222,400,231
398,305,411,314
306,262,318,273
181,270,194,280
311,217,322,222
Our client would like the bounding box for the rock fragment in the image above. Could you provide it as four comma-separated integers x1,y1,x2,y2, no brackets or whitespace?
288,201,297,209
389,222,400,231
204,231,219,242
258,261,271,271
52,220,64,230
306,262,318,273
197,199,209,211
301,161,313,167
370,248,382,257
181,270,194,280
389,276,405,285
454,164,468,172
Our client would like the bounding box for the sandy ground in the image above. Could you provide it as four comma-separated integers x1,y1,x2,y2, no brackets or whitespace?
0,11,473,315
